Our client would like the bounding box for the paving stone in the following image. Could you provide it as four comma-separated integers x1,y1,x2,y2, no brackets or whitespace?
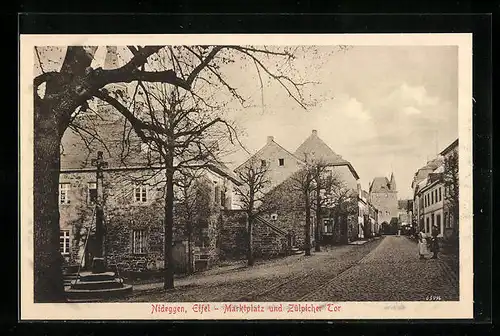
109,236,459,302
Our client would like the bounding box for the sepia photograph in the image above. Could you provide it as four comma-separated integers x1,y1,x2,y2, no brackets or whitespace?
20,34,473,320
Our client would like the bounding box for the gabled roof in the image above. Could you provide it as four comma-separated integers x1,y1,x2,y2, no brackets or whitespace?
294,130,359,180
294,130,348,166
234,137,304,172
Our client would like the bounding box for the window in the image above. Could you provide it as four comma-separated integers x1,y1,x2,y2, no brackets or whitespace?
60,230,70,255
214,184,220,205
59,183,70,204
88,182,97,204
426,217,429,232
220,187,226,207
444,213,449,228
278,158,284,166
134,185,148,202
437,214,442,234
260,159,267,167
439,187,442,201
132,229,147,254
431,191,434,204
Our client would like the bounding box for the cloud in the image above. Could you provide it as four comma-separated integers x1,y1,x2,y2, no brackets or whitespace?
403,106,422,115
386,82,440,107
336,95,372,122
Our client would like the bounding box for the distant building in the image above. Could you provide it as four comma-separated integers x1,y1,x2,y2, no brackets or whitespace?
411,138,458,239
369,173,398,226
398,199,412,226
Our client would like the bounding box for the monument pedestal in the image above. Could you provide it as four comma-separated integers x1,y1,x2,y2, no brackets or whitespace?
65,257,132,302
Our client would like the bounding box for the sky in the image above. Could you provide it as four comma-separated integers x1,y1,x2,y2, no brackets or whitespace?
36,45,458,199
218,46,459,199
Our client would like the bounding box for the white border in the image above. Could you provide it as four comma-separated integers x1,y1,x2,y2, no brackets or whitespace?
20,33,473,320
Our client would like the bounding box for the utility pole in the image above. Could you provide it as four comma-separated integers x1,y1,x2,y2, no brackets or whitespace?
91,151,108,273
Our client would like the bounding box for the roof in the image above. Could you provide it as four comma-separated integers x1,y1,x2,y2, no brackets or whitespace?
234,137,303,172
294,130,359,180
411,156,445,188
370,177,393,193
294,130,348,166
60,109,241,185
440,139,459,156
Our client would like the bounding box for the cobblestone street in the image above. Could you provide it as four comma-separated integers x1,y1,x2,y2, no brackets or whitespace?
112,236,458,302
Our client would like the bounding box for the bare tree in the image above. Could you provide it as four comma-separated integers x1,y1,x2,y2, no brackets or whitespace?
289,161,315,256
320,175,356,244
310,161,345,252
175,168,208,274
121,82,235,289
32,44,347,301
234,158,271,266
443,150,459,239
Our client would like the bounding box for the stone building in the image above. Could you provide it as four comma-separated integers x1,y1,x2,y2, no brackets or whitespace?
59,121,242,274
234,130,362,248
57,46,246,273
369,173,399,226
233,135,305,195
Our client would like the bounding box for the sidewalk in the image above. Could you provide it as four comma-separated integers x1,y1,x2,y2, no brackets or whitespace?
348,236,382,245
404,236,459,283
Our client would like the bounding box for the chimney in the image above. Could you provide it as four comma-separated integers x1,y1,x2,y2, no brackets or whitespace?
312,130,318,136
267,136,274,144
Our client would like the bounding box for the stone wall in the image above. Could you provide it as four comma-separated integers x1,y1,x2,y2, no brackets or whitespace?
218,210,290,261
253,218,290,258
218,210,248,261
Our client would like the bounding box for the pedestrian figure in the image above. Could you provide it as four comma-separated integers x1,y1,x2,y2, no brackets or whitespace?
418,228,428,260
430,224,440,259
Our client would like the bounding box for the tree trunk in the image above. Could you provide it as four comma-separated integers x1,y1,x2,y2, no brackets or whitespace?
163,158,175,289
187,224,193,274
33,107,66,302
304,193,311,256
315,183,321,252
247,213,255,266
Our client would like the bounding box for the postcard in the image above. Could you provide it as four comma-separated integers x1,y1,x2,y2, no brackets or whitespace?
20,33,473,320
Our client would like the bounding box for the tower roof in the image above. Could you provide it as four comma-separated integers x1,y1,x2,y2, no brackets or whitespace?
370,176,393,193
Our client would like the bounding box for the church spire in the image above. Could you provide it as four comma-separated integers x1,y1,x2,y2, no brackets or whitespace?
389,172,397,191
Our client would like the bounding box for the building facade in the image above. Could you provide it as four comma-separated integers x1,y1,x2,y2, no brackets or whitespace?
369,173,398,226
411,139,458,240
235,130,363,247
